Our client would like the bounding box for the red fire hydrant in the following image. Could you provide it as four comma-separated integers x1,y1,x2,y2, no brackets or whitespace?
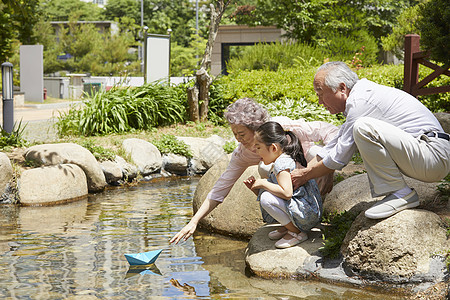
43,88,47,100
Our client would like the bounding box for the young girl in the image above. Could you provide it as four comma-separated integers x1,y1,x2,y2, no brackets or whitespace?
244,121,323,249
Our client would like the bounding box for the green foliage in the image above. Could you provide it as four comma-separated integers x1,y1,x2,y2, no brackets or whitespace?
319,30,379,67
56,82,187,136
381,4,421,60
170,30,206,77
265,98,341,125
42,0,104,21
437,174,450,198
356,64,404,89
417,0,450,65
153,134,193,158
0,0,41,63
208,78,234,126
79,140,115,162
0,121,28,150
320,210,358,259
226,42,325,72
223,140,237,154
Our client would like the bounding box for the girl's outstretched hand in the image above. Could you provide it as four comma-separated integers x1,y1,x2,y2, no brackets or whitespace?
170,221,197,245
243,176,256,190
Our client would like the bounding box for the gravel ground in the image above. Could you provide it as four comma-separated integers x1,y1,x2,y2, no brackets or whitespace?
22,119,59,144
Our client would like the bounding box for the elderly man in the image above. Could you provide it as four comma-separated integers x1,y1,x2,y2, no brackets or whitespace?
292,61,450,219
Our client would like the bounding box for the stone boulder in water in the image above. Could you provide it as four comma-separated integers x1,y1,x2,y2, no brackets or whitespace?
24,143,107,193
193,155,264,238
0,152,13,195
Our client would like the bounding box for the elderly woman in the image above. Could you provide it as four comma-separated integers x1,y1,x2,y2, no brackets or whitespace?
170,98,339,244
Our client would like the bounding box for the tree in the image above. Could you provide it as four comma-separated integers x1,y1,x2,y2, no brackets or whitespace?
416,0,450,65
381,4,421,60
41,0,104,21
187,0,232,122
231,0,420,46
0,0,42,63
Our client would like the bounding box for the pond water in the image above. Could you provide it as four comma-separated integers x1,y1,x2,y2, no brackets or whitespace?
0,177,402,299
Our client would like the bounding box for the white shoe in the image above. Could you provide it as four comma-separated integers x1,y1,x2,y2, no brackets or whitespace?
365,189,419,219
268,228,288,240
275,231,308,249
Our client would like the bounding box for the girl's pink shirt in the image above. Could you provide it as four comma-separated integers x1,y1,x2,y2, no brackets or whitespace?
207,116,339,202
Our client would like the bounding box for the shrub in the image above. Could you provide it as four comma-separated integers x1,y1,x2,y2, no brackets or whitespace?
153,134,193,158
56,82,188,136
0,121,28,150
226,41,326,73
79,140,115,162
320,30,379,67
417,0,450,65
320,210,358,259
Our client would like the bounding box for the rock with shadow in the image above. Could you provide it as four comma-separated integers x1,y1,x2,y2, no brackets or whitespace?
24,143,107,193
193,155,264,239
18,164,88,205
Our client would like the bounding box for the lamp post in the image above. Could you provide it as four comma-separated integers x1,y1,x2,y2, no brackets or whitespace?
1,62,14,134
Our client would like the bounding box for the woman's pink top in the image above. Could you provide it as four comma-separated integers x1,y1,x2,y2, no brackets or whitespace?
207,116,339,202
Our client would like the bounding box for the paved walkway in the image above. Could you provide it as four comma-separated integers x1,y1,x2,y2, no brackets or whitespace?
0,101,81,143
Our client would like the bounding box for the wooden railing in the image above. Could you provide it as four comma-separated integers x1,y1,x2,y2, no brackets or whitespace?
403,34,450,97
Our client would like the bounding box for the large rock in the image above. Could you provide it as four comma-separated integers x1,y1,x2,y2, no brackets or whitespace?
122,138,162,176
0,152,13,194
245,224,323,278
100,160,123,184
324,173,443,216
342,209,449,283
177,135,227,174
18,164,88,205
193,155,264,238
114,155,138,181
24,143,107,193
434,112,450,133
162,153,188,175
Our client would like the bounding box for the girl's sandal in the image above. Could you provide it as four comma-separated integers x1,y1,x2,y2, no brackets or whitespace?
275,231,308,249
268,228,288,240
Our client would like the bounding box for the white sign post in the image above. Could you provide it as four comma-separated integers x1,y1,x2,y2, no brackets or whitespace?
144,34,170,84
20,45,44,102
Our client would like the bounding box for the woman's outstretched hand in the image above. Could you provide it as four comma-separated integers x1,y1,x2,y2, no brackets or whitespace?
170,221,197,245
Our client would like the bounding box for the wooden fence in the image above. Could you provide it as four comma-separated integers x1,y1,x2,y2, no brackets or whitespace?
403,34,450,97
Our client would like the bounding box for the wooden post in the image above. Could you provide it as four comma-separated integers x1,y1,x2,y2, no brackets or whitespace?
196,68,211,122
404,34,420,96
187,86,200,122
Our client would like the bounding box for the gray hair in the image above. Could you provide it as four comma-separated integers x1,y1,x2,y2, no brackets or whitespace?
224,98,270,131
316,61,359,92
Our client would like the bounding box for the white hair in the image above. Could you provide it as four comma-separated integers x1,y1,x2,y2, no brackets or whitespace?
316,61,359,92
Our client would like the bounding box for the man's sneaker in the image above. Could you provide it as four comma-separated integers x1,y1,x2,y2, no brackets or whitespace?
365,189,419,219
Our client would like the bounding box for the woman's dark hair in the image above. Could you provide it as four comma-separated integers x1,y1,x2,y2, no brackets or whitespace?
255,121,307,167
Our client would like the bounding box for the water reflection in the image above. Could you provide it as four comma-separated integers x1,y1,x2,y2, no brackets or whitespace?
0,177,401,299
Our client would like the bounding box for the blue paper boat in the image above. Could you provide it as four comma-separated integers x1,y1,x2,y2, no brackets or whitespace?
124,249,163,265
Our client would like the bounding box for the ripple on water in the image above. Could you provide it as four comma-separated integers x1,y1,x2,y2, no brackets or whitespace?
0,177,403,299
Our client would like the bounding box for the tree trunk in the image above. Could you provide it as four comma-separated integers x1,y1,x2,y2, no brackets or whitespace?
187,1,231,122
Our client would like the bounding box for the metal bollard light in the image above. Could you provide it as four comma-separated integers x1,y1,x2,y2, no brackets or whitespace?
1,62,14,134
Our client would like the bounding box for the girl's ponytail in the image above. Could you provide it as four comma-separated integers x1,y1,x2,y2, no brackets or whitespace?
284,131,307,167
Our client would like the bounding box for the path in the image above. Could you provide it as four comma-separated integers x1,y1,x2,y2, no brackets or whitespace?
0,101,81,143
